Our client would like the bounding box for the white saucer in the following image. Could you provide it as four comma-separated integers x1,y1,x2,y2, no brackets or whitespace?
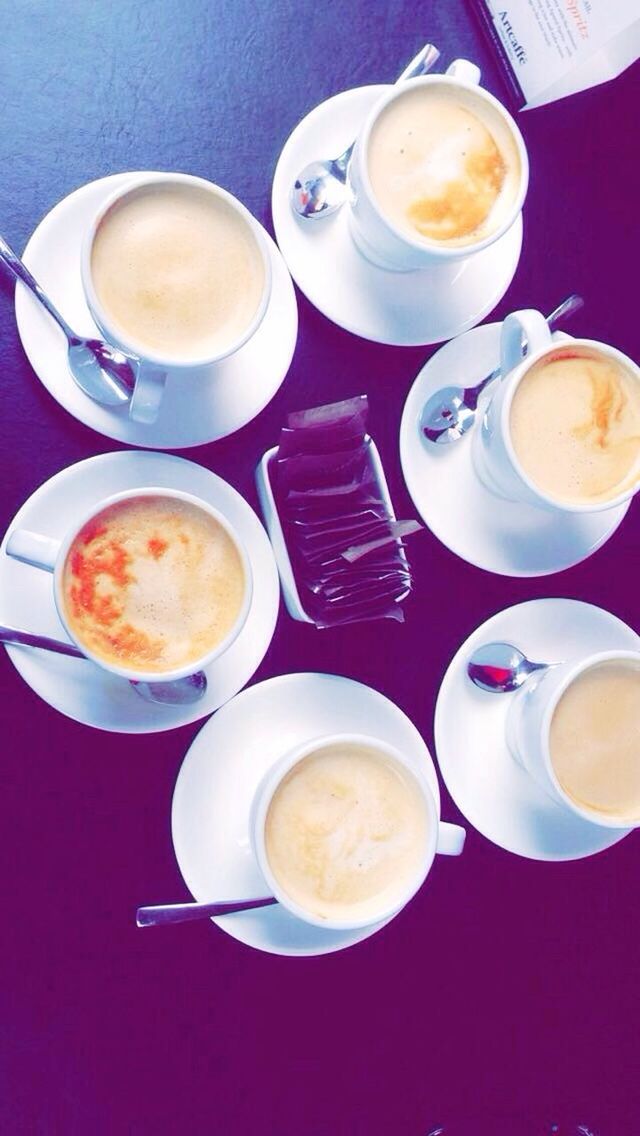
15,173,298,449
272,86,523,346
172,672,442,956
0,451,280,733
435,598,638,860
399,323,630,575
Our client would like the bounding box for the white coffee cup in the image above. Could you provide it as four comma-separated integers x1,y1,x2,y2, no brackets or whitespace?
347,60,529,272
250,732,465,931
471,309,640,511
81,172,273,424
5,486,253,684
506,650,640,829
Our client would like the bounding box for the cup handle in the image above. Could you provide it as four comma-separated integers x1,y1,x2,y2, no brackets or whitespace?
436,821,466,856
6,529,60,572
500,309,552,377
446,59,481,86
129,365,167,425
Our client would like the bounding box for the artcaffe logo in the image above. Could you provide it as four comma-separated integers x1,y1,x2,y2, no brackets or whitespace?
497,9,528,65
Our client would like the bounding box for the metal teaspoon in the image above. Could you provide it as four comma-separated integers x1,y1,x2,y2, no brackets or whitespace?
421,294,584,445
0,624,207,705
467,641,556,693
291,43,441,220
136,896,278,927
0,233,137,407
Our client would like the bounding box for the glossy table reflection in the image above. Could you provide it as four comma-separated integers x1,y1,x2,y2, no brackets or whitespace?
0,2,638,1133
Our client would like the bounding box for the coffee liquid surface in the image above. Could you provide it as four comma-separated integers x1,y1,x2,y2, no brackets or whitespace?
510,349,640,503
265,743,430,922
368,86,520,247
550,662,640,821
62,496,245,673
91,184,265,361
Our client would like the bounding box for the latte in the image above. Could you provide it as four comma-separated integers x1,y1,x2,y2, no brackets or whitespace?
510,347,640,504
62,495,246,673
264,741,430,923
367,85,521,247
90,182,265,362
550,661,640,822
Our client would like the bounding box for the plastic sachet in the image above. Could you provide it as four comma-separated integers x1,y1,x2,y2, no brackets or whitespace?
272,395,421,626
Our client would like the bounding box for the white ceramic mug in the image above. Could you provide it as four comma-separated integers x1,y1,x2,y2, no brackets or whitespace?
347,60,529,272
81,172,273,424
5,486,253,684
506,649,640,830
250,732,465,931
472,309,640,510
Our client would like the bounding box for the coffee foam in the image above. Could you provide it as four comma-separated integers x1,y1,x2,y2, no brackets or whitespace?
90,183,265,362
550,661,640,822
264,742,430,922
62,496,245,673
367,85,521,247
510,348,640,504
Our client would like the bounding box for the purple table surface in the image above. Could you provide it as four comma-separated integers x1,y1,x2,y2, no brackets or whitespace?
0,2,638,1133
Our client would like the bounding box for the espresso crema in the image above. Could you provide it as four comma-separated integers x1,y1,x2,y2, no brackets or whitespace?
62,495,245,673
550,661,640,822
367,85,521,247
510,348,640,504
90,183,265,362
264,742,430,923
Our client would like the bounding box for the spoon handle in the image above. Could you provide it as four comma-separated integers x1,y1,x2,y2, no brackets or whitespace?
136,896,278,927
397,42,441,82
0,624,84,658
0,232,74,338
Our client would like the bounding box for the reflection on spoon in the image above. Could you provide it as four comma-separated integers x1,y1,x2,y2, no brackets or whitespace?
467,640,556,693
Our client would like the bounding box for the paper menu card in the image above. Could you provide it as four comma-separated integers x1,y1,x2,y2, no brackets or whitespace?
473,0,640,109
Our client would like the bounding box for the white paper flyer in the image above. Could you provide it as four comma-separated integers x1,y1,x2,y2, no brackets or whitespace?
473,0,640,109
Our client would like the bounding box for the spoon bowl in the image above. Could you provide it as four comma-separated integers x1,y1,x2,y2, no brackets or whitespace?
467,641,553,693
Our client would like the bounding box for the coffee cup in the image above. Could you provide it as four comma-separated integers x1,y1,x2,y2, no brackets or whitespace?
348,60,528,272
506,650,640,830
5,487,253,683
81,173,273,424
250,733,465,931
472,309,640,512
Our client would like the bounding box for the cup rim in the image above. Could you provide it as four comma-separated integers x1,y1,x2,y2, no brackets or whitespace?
355,73,529,260
499,335,640,513
80,171,273,370
540,649,640,828
52,485,253,683
251,732,438,930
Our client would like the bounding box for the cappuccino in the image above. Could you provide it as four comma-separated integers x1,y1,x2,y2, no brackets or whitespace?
90,182,265,362
550,661,640,822
367,85,521,247
510,348,640,504
62,495,245,673
264,741,430,923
